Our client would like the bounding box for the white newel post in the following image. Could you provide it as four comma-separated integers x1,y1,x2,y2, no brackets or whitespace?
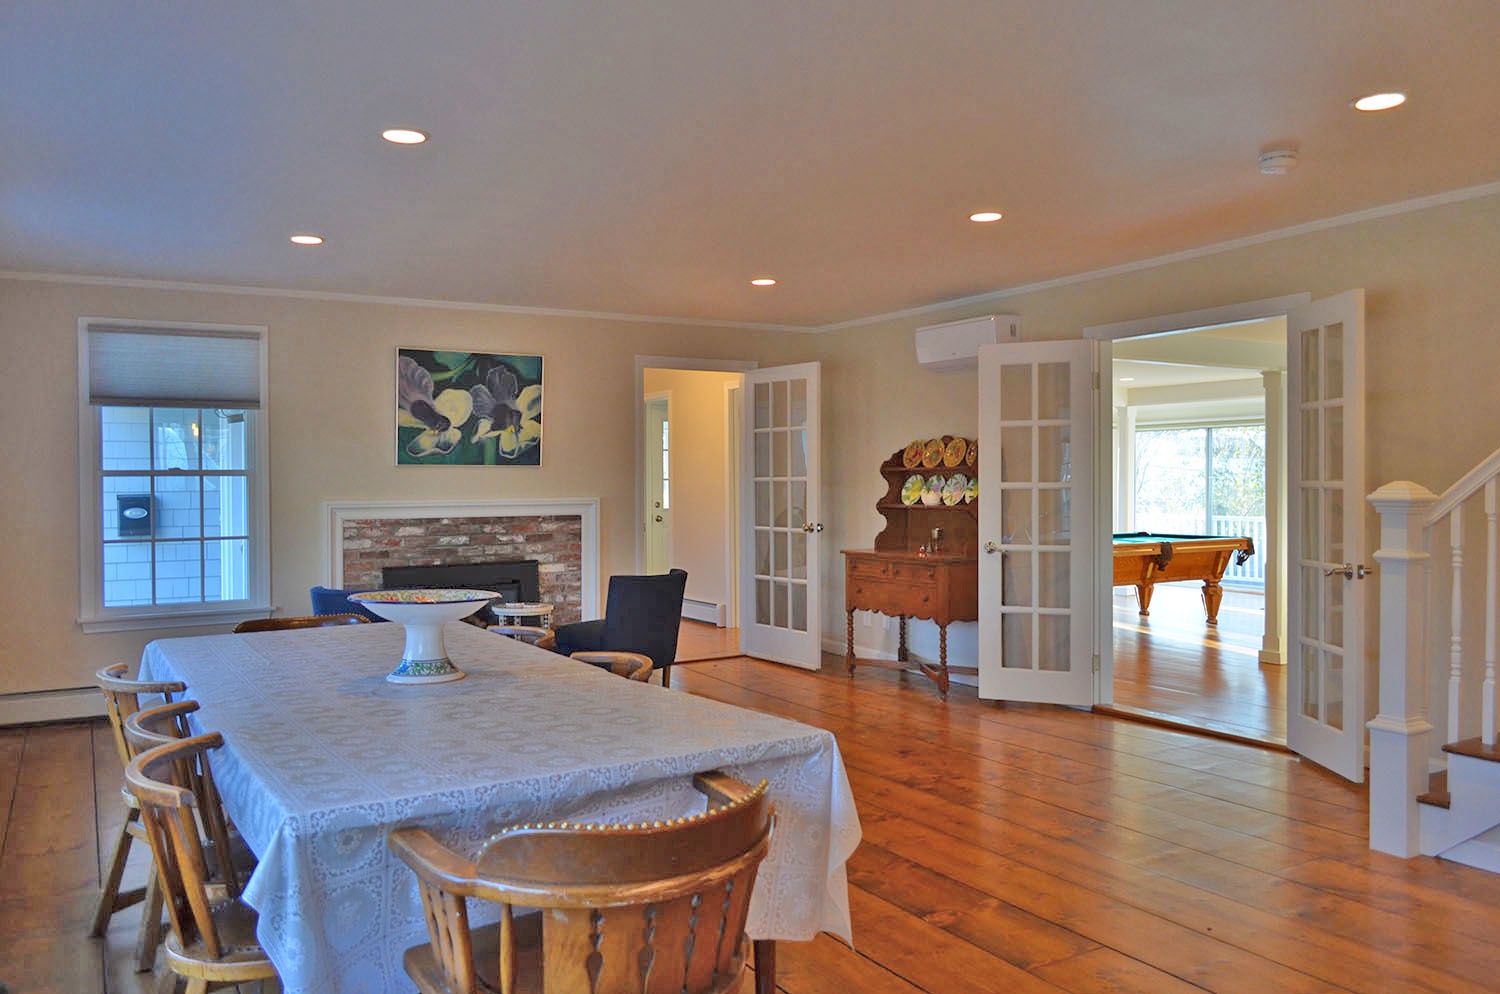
1367,481,1438,856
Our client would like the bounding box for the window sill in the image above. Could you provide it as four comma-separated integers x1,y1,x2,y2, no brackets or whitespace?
78,605,272,634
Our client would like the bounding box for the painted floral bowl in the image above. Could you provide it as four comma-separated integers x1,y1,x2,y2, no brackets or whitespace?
347,588,500,684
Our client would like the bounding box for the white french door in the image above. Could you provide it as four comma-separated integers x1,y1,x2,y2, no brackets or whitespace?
1286,290,1368,781
977,340,1098,705
643,395,671,574
738,363,823,669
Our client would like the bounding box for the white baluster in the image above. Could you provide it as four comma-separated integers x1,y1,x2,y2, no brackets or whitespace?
1449,513,1464,742
1485,480,1497,744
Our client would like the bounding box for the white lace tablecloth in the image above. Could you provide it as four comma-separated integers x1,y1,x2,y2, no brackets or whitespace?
140,622,859,994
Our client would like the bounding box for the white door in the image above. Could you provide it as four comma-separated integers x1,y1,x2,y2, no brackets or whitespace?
644,395,671,573
1286,290,1368,781
977,340,1098,705
738,363,822,668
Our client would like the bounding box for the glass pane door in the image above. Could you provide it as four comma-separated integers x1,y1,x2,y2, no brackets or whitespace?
979,340,1096,705
739,363,822,669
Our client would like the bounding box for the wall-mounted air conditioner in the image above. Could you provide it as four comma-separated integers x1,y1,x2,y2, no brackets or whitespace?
914,314,1020,371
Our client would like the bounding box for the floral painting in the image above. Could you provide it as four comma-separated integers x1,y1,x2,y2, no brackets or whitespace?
396,348,543,465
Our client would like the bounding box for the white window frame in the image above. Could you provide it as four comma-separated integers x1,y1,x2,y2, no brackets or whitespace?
76,318,271,632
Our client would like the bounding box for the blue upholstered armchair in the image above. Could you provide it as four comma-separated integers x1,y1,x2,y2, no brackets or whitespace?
310,585,388,622
553,569,688,686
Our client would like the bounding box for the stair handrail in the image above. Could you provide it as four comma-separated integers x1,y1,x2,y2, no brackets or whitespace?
1426,443,1500,526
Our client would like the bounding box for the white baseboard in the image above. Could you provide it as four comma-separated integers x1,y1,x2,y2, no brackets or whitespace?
683,598,727,626
0,687,106,726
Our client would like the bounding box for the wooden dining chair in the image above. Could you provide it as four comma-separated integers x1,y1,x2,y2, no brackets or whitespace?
232,612,370,633
90,663,186,971
125,733,280,994
569,650,654,682
388,771,775,994
123,700,255,899
490,624,557,651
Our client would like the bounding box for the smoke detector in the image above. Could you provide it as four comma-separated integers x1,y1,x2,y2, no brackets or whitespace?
1259,148,1299,175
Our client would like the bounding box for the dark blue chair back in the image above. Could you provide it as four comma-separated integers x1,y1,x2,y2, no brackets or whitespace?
310,585,387,623
554,569,688,674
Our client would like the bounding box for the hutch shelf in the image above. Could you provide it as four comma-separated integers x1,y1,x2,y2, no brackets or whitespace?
843,437,979,697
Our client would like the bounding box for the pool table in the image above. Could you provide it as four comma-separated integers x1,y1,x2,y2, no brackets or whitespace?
1112,532,1255,624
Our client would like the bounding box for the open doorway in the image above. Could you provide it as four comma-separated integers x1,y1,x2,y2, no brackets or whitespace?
637,362,750,658
1106,318,1288,744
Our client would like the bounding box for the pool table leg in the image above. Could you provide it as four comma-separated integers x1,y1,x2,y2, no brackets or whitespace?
1134,583,1154,617
1201,581,1224,625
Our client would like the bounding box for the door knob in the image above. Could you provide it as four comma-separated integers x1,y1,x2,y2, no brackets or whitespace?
802,522,824,533
654,515,663,523
983,541,999,554
1323,562,1371,580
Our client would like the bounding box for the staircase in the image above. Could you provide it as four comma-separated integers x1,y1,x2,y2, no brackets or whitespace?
1370,447,1500,864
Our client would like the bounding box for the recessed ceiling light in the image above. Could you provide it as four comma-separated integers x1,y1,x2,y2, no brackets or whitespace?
969,211,1003,223
381,128,429,145
289,234,325,246
1352,92,1407,112
1118,377,1135,382
750,278,777,287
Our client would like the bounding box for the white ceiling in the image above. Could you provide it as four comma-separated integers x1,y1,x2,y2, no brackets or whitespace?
3,2,1498,329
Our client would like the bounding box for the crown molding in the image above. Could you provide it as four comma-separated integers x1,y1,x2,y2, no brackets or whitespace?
817,180,1500,333
5,180,1497,335
0,270,816,334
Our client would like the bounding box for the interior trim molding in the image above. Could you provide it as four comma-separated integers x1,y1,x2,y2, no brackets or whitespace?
0,270,812,334
820,179,1500,333
0,687,105,727
5,179,1496,336
322,498,601,619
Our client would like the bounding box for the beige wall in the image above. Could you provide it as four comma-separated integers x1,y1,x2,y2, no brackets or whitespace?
0,279,811,705
812,192,1500,667
641,368,744,616
5,190,1498,711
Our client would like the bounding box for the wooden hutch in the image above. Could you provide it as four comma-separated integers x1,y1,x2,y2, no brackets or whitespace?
843,436,979,696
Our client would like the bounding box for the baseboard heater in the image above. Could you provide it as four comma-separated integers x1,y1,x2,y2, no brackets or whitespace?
682,597,727,627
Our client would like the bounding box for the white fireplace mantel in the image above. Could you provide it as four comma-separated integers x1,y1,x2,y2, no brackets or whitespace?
321,498,601,618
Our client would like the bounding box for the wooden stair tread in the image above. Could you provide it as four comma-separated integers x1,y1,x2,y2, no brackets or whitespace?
1417,769,1450,809
1442,737,1500,761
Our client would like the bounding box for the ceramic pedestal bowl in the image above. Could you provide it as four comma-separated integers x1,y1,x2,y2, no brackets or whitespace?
347,588,500,684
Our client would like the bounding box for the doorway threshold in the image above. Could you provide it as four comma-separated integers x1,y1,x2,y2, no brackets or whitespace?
1093,703,1291,752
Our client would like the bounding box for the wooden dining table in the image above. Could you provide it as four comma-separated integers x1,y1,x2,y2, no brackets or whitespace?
139,620,859,994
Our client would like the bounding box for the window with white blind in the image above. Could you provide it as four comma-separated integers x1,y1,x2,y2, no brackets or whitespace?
77,320,271,631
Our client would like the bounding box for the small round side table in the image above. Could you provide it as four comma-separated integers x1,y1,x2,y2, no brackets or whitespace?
491,602,554,628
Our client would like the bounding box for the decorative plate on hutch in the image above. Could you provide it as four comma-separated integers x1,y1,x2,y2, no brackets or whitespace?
902,440,924,469
943,473,967,506
921,438,945,468
942,437,967,468
901,474,925,505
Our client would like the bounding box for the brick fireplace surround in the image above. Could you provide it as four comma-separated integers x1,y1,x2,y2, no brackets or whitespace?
321,499,601,625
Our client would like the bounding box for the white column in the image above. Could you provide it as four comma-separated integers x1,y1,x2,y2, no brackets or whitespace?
1259,370,1286,665
1115,404,1136,533
1366,480,1438,857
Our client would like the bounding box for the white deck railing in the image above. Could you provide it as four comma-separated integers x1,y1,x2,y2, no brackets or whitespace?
1369,445,1500,856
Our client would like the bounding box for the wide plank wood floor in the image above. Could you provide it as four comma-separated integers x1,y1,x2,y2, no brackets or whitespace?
1111,585,1286,745
7,651,1499,993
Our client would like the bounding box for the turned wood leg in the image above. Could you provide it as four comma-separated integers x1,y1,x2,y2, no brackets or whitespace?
937,624,950,698
754,939,777,994
1135,583,1154,617
897,617,909,662
845,609,856,675
1202,581,1224,625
